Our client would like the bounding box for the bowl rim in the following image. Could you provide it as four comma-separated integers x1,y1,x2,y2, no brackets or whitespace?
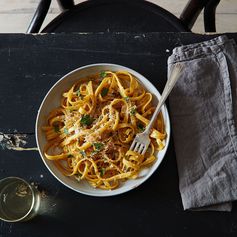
35,63,171,197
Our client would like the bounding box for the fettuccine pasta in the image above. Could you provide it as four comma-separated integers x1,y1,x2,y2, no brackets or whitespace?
42,71,166,190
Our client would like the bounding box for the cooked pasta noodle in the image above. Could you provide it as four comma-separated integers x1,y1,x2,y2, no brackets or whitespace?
42,71,166,190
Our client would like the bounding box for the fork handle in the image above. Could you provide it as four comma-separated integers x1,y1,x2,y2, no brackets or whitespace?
144,63,183,133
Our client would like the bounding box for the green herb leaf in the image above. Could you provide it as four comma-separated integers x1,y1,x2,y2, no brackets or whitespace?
137,123,145,132
64,128,69,134
124,96,130,102
80,114,94,126
101,88,109,97
93,142,104,151
76,89,81,97
100,168,106,176
79,150,86,157
130,107,137,115
53,125,60,133
100,71,107,78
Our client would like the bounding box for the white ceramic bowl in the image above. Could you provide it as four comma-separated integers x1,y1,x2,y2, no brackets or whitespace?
35,63,170,196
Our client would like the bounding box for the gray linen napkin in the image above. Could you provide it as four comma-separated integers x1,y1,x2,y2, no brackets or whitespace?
168,36,237,211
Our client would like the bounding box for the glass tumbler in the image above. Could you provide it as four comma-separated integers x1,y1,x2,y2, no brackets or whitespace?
0,177,40,222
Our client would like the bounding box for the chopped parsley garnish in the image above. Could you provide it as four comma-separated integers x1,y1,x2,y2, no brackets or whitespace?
100,168,106,176
124,96,130,102
101,88,109,97
80,114,94,126
64,128,69,134
79,150,86,157
76,89,81,97
67,154,73,158
53,125,60,133
130,107,137,115
137,123,145,132
100,71,107,78
93,142,104,151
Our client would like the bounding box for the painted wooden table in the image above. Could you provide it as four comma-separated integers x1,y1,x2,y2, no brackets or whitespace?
0,33,237,237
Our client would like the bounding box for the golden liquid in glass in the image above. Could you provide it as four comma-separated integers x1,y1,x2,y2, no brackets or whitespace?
0,180,33,220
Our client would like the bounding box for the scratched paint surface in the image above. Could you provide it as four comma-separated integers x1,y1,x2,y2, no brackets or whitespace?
0,132,26,150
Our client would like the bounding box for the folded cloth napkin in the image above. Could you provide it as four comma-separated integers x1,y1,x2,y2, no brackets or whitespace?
168,35,237,211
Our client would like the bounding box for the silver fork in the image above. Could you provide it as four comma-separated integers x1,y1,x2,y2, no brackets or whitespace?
129,63,183,155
